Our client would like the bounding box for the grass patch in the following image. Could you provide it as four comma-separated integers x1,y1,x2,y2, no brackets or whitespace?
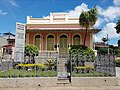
72,71,105,77
0,69,57,78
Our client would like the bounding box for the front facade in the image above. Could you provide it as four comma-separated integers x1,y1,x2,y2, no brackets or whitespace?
26,12,100,55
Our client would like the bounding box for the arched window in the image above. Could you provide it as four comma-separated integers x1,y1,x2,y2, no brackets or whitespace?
35,35,42,49
60,35,67,38
47,35,54,51
73,34,80,45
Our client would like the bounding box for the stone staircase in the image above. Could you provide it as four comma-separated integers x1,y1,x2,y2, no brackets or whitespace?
57,55,71,86
57,56,67,78
57,78,71,86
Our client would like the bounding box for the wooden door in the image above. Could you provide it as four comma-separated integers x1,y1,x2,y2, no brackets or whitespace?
59,35,68,55
47,37,54,51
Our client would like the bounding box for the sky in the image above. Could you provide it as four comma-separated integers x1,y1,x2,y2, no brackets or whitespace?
0,0,120,46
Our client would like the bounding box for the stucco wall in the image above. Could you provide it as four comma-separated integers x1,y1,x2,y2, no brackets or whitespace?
27,31,91,50
72,77,118,86
0,77,57,88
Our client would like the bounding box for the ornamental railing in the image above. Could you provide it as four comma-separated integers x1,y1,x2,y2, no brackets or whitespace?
0,51,58,78
0,51,116,78
67,53,116,77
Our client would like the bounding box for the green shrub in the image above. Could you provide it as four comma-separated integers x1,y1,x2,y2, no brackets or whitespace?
97,48,115,54
69,45,95,55
114,60,120,67
75,66,94,73
25,44,39,64
16,63,46,69
97,47,120,56
115,49,120,57
44,58,57,70
75,66,94,69
25,44,39,56
67,45,95,72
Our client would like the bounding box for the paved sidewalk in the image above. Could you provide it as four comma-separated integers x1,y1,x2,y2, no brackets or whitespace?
116,67,120,77
0,86,120,90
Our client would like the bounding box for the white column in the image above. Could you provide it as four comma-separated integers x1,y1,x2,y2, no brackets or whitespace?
50,13,53,23
65,14,68,22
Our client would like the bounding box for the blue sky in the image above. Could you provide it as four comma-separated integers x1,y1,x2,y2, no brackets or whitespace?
0,0,120,46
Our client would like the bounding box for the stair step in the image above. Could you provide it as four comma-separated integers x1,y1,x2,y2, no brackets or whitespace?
57,68,66,70
57,78,70,86
57,67,66,68
58,64,65,66
57,83,71,86
57,71,67,78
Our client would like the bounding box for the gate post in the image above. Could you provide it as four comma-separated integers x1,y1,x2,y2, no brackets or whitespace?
70,51,72,82
67,51,72,82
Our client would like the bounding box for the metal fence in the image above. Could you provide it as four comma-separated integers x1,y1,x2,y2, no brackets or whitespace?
0,51,58,78
67,53,116,77
0,51,116,78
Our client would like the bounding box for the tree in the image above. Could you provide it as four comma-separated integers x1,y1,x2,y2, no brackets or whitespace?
102,37,108,44
118,40,120,47
79,6,98,46
25,44,39,63
115,19,120,34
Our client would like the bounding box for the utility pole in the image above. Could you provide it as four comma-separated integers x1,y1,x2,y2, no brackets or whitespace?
8,30,10,39
107,34,109,55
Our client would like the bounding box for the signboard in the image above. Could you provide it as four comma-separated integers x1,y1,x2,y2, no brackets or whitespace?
15,22,25,62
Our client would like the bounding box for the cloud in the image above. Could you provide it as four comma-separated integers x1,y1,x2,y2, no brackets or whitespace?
97,0,120,22
94,17,104,28
67,3,120,43
94,1,120,43
95,22,120,42
99,6,120,22
43,3,89,18
0,10,8,15
8,0,19,7
113,0,120,6
68,3,89,18
43,2,119,44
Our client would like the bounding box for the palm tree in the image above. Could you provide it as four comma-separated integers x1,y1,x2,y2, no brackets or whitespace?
102,37,108,44
115,19,120,34
79,6,98,46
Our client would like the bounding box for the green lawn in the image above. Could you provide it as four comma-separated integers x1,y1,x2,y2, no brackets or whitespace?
0,69,57,78
72,71,106,77
0,68,108,78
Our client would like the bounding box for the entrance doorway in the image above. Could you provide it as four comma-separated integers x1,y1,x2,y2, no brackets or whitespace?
59,35,68,55
47,35,54,51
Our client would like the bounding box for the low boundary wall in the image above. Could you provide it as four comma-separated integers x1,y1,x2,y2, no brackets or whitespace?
0,77,57,88
0,77,119,88
72,77,118,86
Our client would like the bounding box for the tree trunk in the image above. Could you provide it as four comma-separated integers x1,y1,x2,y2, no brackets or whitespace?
83,26,88,46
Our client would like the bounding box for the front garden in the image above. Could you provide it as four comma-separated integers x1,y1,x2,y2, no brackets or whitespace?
0,44,116,78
